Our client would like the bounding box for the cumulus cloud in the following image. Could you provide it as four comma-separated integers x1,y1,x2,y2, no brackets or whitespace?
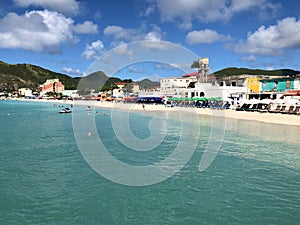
61,67,82,76
242,55,256,62
0,10,98,53
72,21,98,34
13,0,80,15
186,29,229,44
233,17,300,56
104,26,144,42
153,0,279,29
81,40,105,60
104,25,164,43
141,5,156,17
104,25,167,51
128,65,145,73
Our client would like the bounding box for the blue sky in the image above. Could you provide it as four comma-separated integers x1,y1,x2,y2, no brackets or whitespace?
1,0,300,81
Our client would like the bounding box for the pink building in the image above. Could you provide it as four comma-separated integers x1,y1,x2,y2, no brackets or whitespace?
40,79,64,93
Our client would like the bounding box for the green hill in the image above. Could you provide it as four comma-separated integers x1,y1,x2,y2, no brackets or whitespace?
0,61,158,93
0,61,79,92
213,67,300,77
77,71,122,94
137,79,160,89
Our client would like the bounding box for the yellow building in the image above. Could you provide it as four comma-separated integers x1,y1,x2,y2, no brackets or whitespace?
246,77,261,93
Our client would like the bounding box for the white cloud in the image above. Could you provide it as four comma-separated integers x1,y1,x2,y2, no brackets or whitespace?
104,25,164,43
72,21,98,34
81,40,105,60
104,25,172,51
142,5,156,17
13,0,80,15
104,26,144,42
230,0,265,12
128,65,145,73
186,29,229,44
242,55,256,62
61,67,82,76
233,17,300,56
0,10,98,53
153,0,279,28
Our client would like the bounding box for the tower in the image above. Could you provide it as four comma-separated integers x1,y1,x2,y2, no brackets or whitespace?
198,57,209,83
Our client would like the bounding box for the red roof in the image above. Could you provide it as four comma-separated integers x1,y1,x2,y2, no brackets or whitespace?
183,72,216,79
284,90,300,96
115,82,127,85
183,72,198,77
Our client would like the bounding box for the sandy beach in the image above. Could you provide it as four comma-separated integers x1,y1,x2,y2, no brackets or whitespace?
95,101,300,126
15,98,300,126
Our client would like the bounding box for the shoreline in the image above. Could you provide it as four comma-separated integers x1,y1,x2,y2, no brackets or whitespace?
14,98,300,126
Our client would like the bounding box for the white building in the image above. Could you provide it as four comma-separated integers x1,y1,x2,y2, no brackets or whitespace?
294,77,300,90
160,77,196,97
18,88,32,97
186,82,246,99
62,90,79,98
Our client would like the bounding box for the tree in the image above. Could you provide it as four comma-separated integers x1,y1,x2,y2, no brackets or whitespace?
191,60,200,69
123,79,133,83
188,82,196,88
123,83,133,95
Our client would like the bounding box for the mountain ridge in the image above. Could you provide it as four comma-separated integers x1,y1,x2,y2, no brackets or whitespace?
0,61,299,92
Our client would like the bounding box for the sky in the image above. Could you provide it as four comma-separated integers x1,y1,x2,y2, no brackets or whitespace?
1,0,300,81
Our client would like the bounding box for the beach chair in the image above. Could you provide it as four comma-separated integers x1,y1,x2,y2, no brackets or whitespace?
245,104,258,112
236,103,250,111
281,105,294,114
257,103,269,113
278,105,287,113
289,106,300,115
268,104,282,113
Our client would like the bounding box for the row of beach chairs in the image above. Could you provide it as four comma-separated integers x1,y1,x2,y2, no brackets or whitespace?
236,103,300,115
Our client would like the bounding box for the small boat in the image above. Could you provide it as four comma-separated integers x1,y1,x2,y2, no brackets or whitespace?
59,107,72,114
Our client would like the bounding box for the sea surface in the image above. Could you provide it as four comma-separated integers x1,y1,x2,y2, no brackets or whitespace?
0,100,299,225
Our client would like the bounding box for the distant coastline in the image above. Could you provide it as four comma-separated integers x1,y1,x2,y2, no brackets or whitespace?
14,98,300,126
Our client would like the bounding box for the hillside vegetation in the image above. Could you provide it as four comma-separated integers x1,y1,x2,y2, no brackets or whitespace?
213,67,300,77
0,61,79,91
0,61,160,92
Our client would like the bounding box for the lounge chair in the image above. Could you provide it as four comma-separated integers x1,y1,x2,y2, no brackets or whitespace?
278,105,287,113
281,106,294,114
236,103,251,111
245,104,258,112
268,104,282,113
289,106,300,115
257,103,269,113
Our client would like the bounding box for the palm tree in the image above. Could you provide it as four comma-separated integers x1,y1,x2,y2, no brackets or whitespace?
191,60,200,69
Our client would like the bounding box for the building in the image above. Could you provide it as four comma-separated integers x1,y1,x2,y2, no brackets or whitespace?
259,77,299,99
61,90,79,99
115,82,127,89
40,79,64,93
160,76,196,97
260,77,294,92
18,88,32,97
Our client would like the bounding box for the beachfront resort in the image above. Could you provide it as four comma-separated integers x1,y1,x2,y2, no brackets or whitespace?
3,58,300,117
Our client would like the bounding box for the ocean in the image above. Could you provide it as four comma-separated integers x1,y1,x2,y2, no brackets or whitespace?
0,100,299,225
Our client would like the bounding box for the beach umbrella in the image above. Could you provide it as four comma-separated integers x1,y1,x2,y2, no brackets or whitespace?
208,97,222,101
192,97,207,101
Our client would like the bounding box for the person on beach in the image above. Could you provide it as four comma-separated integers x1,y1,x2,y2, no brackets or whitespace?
142,104,145,110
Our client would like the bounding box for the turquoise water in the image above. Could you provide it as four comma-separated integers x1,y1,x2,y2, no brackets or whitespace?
0,100,299,225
